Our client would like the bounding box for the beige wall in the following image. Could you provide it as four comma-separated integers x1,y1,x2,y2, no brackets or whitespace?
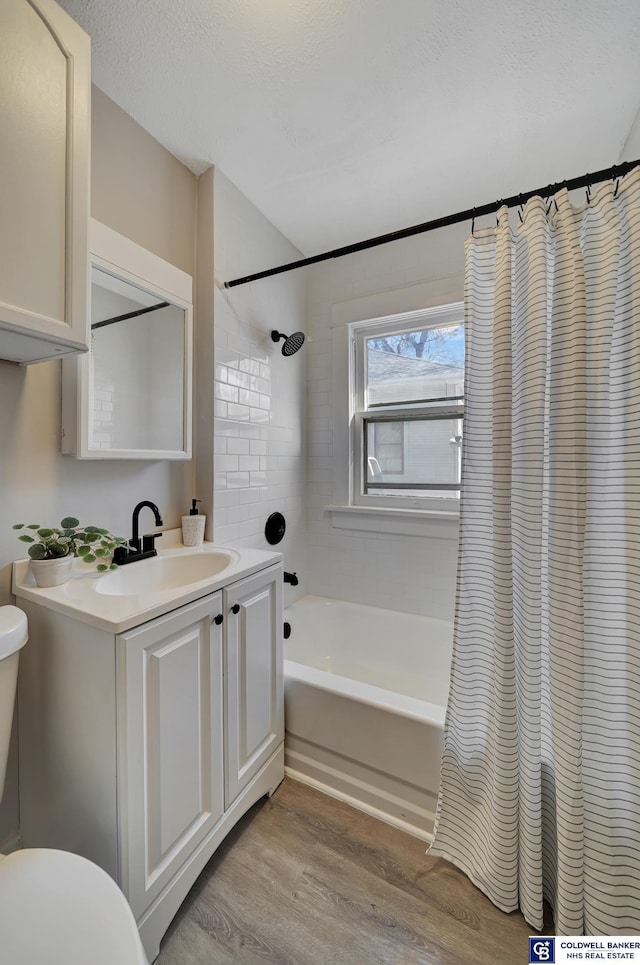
91,86,196,274
620,105,640,164
0,88,197,844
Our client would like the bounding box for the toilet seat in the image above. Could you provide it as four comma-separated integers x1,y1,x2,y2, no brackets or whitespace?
0,848,148,964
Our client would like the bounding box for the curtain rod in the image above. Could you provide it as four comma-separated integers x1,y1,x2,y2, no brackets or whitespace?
223,158,640,289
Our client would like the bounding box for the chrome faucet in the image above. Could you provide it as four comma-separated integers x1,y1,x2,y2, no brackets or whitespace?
114,501,163,565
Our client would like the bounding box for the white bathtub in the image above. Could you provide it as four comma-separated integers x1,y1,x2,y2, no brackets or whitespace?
283,595,453,841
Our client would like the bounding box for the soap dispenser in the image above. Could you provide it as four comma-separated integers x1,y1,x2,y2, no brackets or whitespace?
182,499,205,547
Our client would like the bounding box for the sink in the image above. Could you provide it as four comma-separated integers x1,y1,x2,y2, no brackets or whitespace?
95,552,236,597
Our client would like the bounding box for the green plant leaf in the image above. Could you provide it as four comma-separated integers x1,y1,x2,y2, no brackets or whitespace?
12,524,24,530
77,545,91,556
96,563,108,571
18,535,34,543
60,517,79,528
27,524,41,530
28,544,46,560
48,542,69,559
84,525,99,533
84,554,96,563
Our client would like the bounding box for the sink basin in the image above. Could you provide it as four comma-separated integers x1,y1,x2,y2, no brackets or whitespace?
95,552,236,597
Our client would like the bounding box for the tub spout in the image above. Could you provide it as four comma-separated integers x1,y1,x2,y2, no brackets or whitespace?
284,571,298,586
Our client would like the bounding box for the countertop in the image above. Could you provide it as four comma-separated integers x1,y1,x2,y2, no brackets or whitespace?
12,531,282,633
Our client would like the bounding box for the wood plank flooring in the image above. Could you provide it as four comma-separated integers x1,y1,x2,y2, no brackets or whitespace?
156,778,540,965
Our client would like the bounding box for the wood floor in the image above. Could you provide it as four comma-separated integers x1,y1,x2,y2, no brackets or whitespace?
156,778,537,965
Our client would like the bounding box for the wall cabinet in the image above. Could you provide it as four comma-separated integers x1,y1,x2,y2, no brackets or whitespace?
17,563,284,963
61,220,194,459
0,0,90,363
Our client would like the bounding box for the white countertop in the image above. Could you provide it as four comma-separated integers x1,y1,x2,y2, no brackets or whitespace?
12,532,282,633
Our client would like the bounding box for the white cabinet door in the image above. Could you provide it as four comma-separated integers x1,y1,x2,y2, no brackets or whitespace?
117,593,225,918
0,0,90,362
224,564,284,807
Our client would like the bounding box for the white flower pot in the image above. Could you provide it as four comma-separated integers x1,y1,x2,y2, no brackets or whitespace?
30,556,73,588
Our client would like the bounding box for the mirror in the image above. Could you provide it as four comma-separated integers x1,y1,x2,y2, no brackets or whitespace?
62,220,193,459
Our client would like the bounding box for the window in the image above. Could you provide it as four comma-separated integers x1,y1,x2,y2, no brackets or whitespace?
372,421,404,474
352,303,464,512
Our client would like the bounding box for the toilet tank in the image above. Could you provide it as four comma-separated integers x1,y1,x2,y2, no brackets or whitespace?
0,607,28,801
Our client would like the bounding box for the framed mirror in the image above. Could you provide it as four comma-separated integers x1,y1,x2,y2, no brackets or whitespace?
62,220,193,459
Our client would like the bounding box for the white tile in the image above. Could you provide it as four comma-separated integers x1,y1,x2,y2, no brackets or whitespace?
239,388,261,408
215,490,239,508
216,454,239,472
227,471,250,489
227,438,250,455
227,403,251,422
250,407,270,424
216,382,238,403
228,369,251,389
214,523,240,543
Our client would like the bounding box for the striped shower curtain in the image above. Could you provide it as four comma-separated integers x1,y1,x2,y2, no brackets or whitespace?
430,168,640,935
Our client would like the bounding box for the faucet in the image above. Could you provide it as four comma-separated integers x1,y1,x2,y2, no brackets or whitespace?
284,571,298,586
114,500,163,565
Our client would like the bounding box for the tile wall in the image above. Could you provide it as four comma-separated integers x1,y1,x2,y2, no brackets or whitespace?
211,170,307,596
304,220,472,621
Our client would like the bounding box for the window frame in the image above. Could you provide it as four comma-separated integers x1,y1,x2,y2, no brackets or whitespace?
351,302,464,514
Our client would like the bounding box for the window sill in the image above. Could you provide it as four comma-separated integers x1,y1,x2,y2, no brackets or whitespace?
325,505,459,539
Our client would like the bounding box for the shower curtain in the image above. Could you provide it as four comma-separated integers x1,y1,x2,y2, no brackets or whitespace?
430,167,640,935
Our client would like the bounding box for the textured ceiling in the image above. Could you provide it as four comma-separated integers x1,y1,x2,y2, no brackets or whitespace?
59,0,640,256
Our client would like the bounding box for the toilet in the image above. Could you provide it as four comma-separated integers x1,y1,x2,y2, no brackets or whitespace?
0,606,148,965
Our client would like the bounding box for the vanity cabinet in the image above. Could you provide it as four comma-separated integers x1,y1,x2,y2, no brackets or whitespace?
118,592,226,919
16,561,284,963
0,0,90,363
224,569,284,806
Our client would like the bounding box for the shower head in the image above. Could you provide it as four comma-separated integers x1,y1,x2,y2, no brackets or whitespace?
271,330,305,356
271,330,305,357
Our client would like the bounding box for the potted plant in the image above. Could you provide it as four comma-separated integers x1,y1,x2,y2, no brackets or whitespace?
13,516,128,587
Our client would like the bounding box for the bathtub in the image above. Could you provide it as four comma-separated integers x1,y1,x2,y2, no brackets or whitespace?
283,595,453,841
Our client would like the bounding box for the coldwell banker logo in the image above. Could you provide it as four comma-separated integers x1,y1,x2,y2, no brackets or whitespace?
530,937,555,963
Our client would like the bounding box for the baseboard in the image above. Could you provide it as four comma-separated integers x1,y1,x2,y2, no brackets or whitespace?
285,746,434,843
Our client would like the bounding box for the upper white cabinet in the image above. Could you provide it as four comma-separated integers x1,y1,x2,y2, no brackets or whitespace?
0,0,90,364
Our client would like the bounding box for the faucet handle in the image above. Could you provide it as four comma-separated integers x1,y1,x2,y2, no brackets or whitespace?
142,532,163,554
113,544,132,565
